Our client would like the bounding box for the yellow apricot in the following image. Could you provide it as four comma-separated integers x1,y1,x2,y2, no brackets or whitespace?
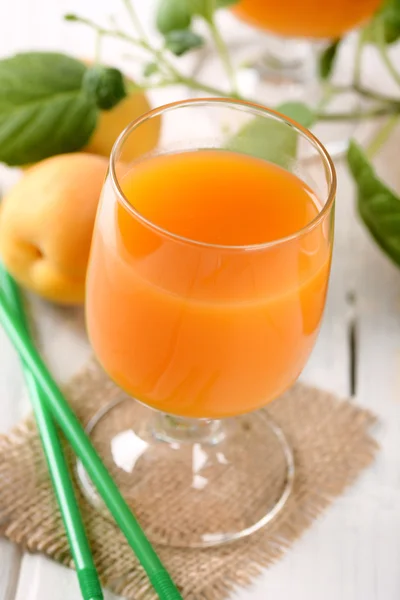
0,153,108,305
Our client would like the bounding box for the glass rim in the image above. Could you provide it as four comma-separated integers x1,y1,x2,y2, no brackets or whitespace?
110,97,336,251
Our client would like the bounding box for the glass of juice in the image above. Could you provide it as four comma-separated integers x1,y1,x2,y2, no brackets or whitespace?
230,0,382,82
78,98,336,548
233,0,382,40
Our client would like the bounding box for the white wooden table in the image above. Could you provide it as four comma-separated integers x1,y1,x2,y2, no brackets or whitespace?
1,2,400,599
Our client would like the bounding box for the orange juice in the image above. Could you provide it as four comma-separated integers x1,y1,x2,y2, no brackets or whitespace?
86,150,332,419
233,0,382,39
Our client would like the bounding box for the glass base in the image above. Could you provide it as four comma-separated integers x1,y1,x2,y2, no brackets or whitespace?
77,397,294,548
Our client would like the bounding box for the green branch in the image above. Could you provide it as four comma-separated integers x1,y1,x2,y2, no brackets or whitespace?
94,30,103,63
122,0,149,42
366,114,400,158
66,10,400,127
375,18,400,89
204,0,238,94
316,104,400,121
353,30,366,87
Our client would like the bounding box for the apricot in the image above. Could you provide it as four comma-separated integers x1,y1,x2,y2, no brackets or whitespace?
0,153,108,305
84,88,160,162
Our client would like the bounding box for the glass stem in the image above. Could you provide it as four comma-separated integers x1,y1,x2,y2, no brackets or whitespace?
152,413,224,445
258,36,318,83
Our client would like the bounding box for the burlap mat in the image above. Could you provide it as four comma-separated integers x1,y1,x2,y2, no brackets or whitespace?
0,361,378,599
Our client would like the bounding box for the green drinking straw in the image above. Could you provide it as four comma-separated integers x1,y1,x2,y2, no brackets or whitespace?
0,283,183,600
0,266,103,600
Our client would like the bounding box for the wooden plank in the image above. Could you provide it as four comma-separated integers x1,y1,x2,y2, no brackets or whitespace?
14,555,123,600
341,130,400,600
15,556,125,600
1,148,353,600
0,0,156,593
2,3,398,600
232,159,367,599
236,132,400,600
0,307,24,599
0,544,21,600
14,558,123,600
0,2,157,600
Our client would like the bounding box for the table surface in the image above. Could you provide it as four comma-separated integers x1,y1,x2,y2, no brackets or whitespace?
1,2,400,599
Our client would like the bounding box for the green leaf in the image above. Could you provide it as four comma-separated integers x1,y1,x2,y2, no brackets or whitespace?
164,29,204,56
143,62,159,77
276,101,316,129
347,140,400,267
186,0,208,18
83,65,126,110
227,118,296,169
156,0,238,30
318,39,341,80
64,13,79,21
187,0,238,19
365,0,400,44
0,52,98,166
226,102,315,169
156,0,192,34
215,0,239,7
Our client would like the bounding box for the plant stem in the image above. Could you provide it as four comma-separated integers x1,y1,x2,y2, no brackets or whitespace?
353,30,366,87
128,79,178,92
366,114,400,158
205,0,238,94
94,30,102,63
375,19,400,89
316,83,335,112
122,0,149,42
332,83,400,105
68,16,175,78
316,104,400,121
177,74,237,97
67,12,400,124
73,15,238,97
353,85,399,105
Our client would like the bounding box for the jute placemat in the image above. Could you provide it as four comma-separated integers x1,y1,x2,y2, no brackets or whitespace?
0,361,378,599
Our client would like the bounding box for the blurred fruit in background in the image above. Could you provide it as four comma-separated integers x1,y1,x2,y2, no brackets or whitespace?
84,75,161,162
232,0,383,39
0,153,108,305
18,72,160,169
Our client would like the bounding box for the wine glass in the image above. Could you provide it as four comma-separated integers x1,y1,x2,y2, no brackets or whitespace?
232,0,382,79
77,98,336,548
192,0,383,155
